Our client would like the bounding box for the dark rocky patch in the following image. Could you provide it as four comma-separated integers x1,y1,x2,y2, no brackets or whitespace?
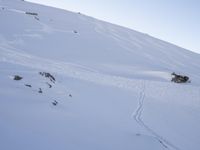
73,30,78,34
158,140,168,148
52,100,58,106
69,94,72,97
38,88,43,93
25,12,38,16
39,72,55,83
171,72,189,83
25,84,32,87
46,82,52,88
13,75,23,81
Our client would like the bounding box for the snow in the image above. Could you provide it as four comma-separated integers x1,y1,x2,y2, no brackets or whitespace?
0,0,200,150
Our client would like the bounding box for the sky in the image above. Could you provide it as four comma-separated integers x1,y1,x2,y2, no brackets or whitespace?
27,0,200,54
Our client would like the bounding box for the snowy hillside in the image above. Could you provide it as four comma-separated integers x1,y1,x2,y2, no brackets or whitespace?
1,0,200,150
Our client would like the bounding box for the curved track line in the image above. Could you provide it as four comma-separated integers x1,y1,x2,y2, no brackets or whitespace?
132,81,180,150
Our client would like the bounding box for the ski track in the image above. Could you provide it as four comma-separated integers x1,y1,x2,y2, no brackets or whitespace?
131,81,180,150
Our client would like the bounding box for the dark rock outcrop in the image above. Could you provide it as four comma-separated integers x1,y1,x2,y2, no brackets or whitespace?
171,72,189,83
13,75,23,81
39,72,55,83
25,12,38,16
38,88,43,93
25,84,32,87
52,100,58,106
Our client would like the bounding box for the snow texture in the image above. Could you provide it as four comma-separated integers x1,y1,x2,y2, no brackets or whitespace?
0,0,200,150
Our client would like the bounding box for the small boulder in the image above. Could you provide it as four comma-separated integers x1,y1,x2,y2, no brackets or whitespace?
171,72,189,83
38,88,43,93
25,84,32,87
73,30,78,34
13,75,23,81
52,100,58,106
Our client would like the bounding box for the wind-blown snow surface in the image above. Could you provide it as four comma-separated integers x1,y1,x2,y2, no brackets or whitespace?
0,0,200,150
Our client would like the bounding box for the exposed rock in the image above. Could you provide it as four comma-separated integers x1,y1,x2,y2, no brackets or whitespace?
69,94,72,97
73,30,78,34
52,100,58,106
25,12,38,16
171,72,189,83
46,82,52,88
38,88,43,93
13,75,23,81
25,84,32,87
39,72,55,83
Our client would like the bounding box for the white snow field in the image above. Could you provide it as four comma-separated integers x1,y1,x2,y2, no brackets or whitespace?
1,0,200,150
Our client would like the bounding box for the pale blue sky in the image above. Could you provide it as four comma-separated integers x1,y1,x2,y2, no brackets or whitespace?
27,0,200,53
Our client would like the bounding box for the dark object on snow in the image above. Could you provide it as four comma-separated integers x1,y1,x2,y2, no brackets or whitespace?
69,94,72,97
38,88,43,93
39,72,55,83
46,82,52,88
171,72,189,83
52,100,58,106
25,12,38,16
34,16,39,21
13,75,23,81
136,133,141,136
25,84,32,87
73,30,78,34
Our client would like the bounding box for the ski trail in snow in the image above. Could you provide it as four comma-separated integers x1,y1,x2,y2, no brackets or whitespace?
132,81,146,126
132,81,180,150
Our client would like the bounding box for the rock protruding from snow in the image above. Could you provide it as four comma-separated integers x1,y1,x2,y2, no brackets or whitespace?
25,12,38,16
39,72,56,83
171,72,189,83
38,88,43,93
25,84,32,87
46,82,52,88
52,100,58,106
13,75,23,80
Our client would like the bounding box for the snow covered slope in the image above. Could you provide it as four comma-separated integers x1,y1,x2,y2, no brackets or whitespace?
0,0,200,150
